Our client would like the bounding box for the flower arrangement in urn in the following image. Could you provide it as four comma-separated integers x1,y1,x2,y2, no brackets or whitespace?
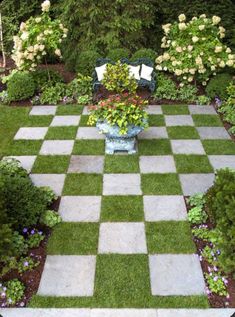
88,93,148,154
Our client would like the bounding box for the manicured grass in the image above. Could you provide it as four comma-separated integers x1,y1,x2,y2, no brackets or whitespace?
148,115,165,127
24,115,53,127
101,196,144,222
192,115,223,127
32,155,70,173
174,155,214,173
56,104,83,115
138,140,172,155
146,221,195,254
29,294,209,308
141,174,182,195
202,140,235,155
79,115,95,127
63,173,103,195
45,127,77,140
47,222,99,255
73,140,105,155
6,140,43,155
0,105,29,157
167,127,200,139
104,155,139,173
162,105,189,115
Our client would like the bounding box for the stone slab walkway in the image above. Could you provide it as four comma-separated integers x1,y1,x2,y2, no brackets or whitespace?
1,308,234,317
5,104,235,308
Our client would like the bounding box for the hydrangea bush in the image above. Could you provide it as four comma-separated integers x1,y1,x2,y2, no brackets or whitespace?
156,14,235,85
12,0,68,71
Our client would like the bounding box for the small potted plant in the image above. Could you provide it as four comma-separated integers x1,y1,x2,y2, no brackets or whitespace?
88,93,148,154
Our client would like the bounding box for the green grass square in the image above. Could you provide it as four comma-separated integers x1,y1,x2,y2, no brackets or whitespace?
63,173,103,195
174,155,213,173
101,196,143,221
141,174,182,195
146,221,195,253
95,255,151,306
167,127,200,139
73,140,105,155
79,115,95,127
47,222,99,254
56,104,83,115
45,127,77,140
138,140,172,155
202,140,235,155
32,155,70,173
162,105,189,115
148,115,165,127
23,115,53,127
192,115,223,127
6,140,42,155
104,155,140,173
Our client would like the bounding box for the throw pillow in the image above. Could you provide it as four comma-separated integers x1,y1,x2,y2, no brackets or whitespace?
140,64,153,81
95,64,107,81
128,65,140,80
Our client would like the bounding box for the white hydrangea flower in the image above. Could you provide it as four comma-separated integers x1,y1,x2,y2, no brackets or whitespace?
212,16,221,25
219,61,225,67
178,14,186,22
226,60,234,66
226,48,231,53
176,46,182,53
215,46,222,53
41,0,51,12
195,56,203,65
192,36,199,43
55,48,61,57
175,69,183,76
187,45,193,52
20,22,27,32
35,17,42,23
156,65,162,70
200,14,206,18
178,22,186,31
189,68,196,74
162,23,171,34
188,77,193,82
199,25,205,31
21,32,29,41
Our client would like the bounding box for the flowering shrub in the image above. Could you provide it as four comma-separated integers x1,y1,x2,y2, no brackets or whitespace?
88,94,148,135
0,279,25,306
156,13,235,85
12,0,68,71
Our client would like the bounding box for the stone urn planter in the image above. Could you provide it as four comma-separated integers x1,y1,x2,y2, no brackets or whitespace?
96,120,145,154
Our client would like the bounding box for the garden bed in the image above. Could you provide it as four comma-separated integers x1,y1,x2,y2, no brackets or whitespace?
185,197,235,308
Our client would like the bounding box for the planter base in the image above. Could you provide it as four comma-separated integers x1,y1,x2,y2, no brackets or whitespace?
105,136,137,154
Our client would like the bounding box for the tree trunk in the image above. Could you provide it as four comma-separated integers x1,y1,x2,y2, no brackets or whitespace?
0,12,6,68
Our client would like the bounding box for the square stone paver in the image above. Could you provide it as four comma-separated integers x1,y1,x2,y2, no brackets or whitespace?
149,254,205,295
37,255,96,296
144,195,187,221
179,174,215,195
14,127,48,140
197,127,230,139
189,105,217,115
59,196,101,222
68,155,104,174
30,105,57,116
103,174,142,195
165,115,194,127
140,156,176,173
171,140,205,154
208,155,235,170
40,140,74,155
5,156,36,173
30,174,65,196
77,127,105,140
50,115,80,126
138,127,168,139
99,222,147,254
146,105,162,115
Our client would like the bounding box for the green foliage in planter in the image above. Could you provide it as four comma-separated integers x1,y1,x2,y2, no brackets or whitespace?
17,256,39,274
107,48,130,61
75,50,102,76
205,168,235,274
102,61,138,94
218,83,235,134
31,69,64,92
206,73,233,100
187,206,208,224
88,94,148,135
131,48,157,62
7,71,36,101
